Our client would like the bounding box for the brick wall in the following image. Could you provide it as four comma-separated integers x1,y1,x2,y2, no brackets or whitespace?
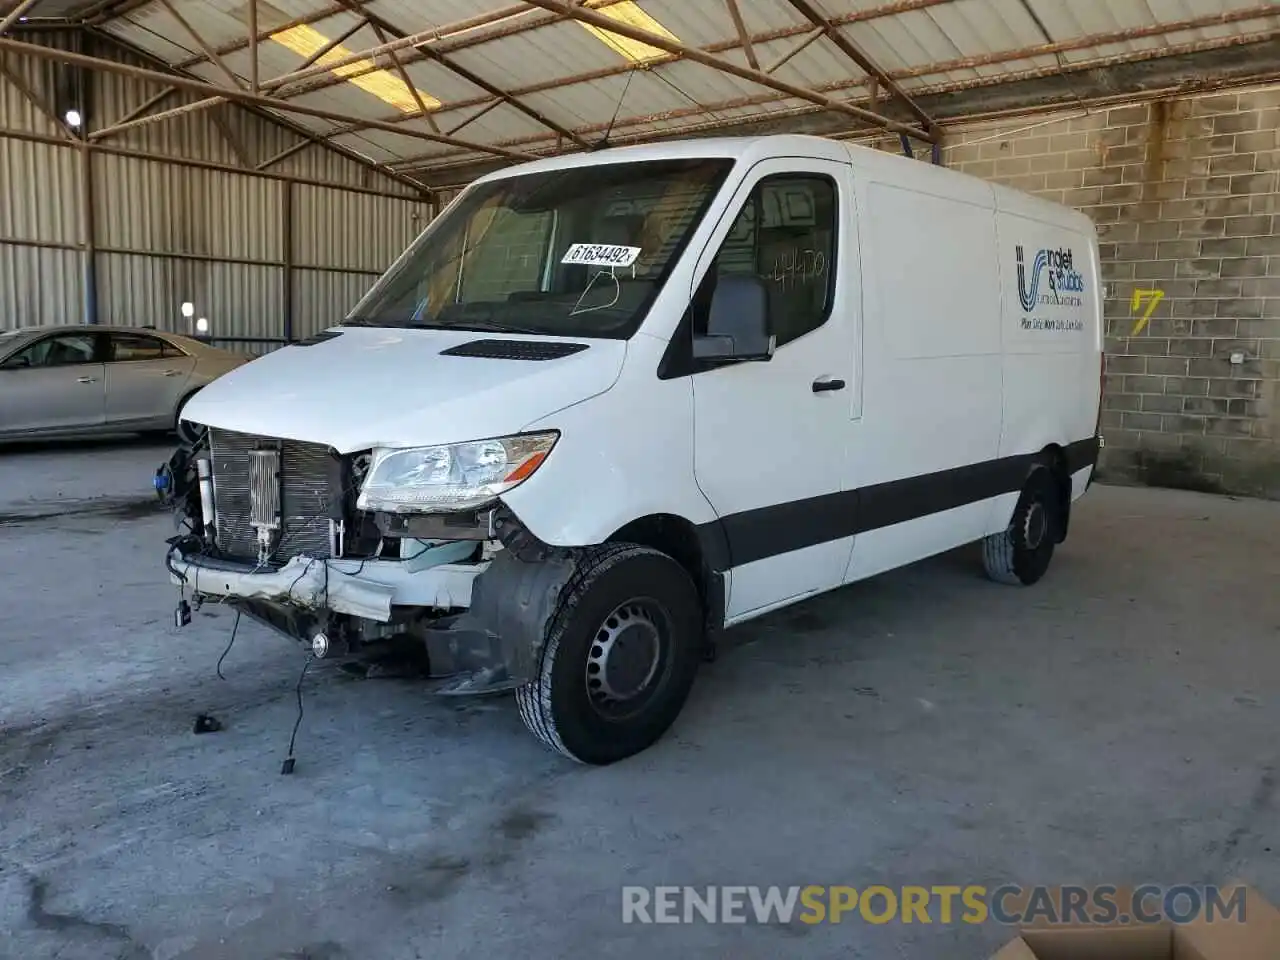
942,86,1280,498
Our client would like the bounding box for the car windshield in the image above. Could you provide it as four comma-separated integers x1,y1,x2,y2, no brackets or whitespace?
346,158,734,339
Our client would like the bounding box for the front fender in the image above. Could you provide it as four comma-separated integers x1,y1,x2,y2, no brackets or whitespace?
501,335,717,547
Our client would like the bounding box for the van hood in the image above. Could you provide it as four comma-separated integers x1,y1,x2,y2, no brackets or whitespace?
182,327,626,453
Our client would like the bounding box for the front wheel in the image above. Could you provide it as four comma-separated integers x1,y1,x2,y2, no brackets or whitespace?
515,544,703,764
982,468,1059,586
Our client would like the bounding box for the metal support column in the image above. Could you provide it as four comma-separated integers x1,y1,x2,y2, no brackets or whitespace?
282,180,294,342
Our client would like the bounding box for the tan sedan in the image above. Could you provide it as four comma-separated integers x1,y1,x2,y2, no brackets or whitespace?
0,325,248,444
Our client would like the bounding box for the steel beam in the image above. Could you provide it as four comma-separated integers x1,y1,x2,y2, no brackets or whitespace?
256,138,312,170
0,123,423,199
103,84,179,132
392,3,1280,169
248,0,259,92
89,95,226,140
264,0,939,106
765,27,825,74
724,0,758,69
157,0,246,90
86,25,434,198
426,49,591,149
0,52,72,135
785,0,934,130
270,17,368,97
445,98,505,137
309,0,958,143
260,4,537,91
210,105,253,167
0,36,535,160
0,0,39,35
521,0,933,141
364,17,443,134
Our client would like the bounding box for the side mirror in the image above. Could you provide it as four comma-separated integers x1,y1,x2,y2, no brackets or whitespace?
1,355,31,370
693,274,775,364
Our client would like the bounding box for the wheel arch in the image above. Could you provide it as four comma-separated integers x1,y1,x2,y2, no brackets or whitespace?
1037,443,1072,543
607,513,724,633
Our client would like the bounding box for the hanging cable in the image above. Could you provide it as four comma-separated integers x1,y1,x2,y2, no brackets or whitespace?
280,655,313,776
598,67,636,149
216,610,242,681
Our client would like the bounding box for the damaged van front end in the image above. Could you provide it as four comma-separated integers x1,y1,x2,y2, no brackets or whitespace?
160,430,584,694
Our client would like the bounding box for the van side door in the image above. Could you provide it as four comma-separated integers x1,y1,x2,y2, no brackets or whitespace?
687,158,856,621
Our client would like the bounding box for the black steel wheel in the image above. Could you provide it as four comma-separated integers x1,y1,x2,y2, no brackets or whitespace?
515,544,703,764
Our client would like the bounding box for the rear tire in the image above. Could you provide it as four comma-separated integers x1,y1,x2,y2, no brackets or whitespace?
982,468,1059,586
515,543,703,764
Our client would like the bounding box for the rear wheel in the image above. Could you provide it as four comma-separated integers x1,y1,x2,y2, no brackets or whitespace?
982,468,1059,586
515,544,703,764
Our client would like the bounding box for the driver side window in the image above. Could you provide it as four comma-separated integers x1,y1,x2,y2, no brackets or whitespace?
705,175,837,347
3,334,97,369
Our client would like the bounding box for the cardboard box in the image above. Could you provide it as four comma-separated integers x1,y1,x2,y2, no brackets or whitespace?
990,886,1279,960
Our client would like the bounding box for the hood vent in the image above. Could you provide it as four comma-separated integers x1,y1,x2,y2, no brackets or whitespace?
293,331,343,347
440,339,589,361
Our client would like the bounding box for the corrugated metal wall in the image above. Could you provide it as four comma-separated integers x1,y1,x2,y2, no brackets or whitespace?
0,32,429,343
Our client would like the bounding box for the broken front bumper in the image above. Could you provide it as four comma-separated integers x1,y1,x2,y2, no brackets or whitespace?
167,544,580,697
167,544,483,622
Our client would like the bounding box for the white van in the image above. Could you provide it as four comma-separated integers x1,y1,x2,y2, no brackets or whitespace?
164,135,1102,764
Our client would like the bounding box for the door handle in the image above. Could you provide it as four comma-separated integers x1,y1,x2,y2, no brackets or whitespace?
812,377,846,393
161,369,183,377
77,376,98,384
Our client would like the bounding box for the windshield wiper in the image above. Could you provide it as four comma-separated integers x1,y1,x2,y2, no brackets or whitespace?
343,316,550,335
430,319,551,336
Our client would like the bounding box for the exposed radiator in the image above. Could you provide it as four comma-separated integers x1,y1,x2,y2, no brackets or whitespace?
208,428,339,564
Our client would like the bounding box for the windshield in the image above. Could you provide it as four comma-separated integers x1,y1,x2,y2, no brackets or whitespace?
347,158,734,339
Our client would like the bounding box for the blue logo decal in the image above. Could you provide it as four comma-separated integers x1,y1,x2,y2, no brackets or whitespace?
1016,245,1085,312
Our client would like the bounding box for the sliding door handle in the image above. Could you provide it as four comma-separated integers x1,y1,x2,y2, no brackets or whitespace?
812,377,846,393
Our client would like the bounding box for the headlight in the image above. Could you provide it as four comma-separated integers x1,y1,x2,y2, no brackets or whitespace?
356,432,558,513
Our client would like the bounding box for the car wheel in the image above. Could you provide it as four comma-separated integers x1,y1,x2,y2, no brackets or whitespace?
982,467,1059,586
515,543,703,764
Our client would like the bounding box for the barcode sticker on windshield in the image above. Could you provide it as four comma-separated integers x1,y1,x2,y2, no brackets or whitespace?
561,243,641,268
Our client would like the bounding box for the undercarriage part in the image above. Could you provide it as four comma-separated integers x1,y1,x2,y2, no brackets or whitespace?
227,597,526,696
376,506,497,541
457,546,579,683
491,505,557,561
156,443,203,528
195,455,215,536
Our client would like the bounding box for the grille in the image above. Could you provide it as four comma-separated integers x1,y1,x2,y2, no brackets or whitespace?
208,428,339,564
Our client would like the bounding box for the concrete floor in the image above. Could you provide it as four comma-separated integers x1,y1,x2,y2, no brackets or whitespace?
0,441,1276,960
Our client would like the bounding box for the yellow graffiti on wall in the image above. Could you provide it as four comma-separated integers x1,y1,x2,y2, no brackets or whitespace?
1129,288,1165,336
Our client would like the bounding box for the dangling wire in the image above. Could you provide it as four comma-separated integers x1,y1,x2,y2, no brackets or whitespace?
281,655,313,775
598,67,636,149
216,610,242,681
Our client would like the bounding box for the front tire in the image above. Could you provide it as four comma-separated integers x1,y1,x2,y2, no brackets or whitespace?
982,468,1059,586
515,543,703,764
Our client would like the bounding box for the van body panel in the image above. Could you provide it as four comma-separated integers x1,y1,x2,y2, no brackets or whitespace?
502,332,721,547
840,155,1007,579
684,155,857,618
993,195,1100,474
181,326,626,453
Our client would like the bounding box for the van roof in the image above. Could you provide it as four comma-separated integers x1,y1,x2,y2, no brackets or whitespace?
471,133,1094,234
471,134,847,182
